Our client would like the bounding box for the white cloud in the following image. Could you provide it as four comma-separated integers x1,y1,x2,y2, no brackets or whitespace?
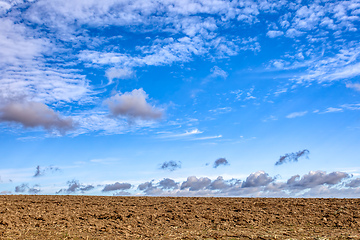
346,82,360,92
191,135,222,141
209,107,232,114
105,67,135,84
285,28,304,38
104,88,163,121
158,128,203,139
209,66,228,79
266,30,283,38
341,103,360,111
322,107,343,113
0,1,11,15
286,111,308,119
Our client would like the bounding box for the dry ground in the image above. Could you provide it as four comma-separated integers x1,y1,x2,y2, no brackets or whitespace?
0,195,360,239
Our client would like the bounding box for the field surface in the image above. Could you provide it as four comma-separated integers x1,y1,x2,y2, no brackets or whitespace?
0,195,360,239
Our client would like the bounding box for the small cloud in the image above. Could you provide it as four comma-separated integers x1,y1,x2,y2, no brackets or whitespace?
346,82,360,92
286,111,308,118
105,67,135,85
157,129,203,139
15,183,28,193
104,88,163,121
34,166,41,177
263,115,278,122
272,60,285,69
137,180,162,195
56,180,94,194
209,107,232,114
322,107,343,113
213,158,229,168
160,160,181,171
102,182,131,192
266,30,284,38
275,149,309,166
0,101,75,134
28,185,41,194
15,183,41,194
0,191,12,195
192,135,222,141
209,66,228,79
113,191,131,196
33,165,60,177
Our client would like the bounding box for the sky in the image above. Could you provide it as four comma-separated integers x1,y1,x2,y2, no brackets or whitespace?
0,0,360,197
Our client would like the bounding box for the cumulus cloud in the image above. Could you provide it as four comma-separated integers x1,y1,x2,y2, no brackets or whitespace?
275,149,309,166
104,88,163,121
209,176,232,190
0,101,75,133
56,180,94,194
180,176,211,191
286,171,349,189
160,160,181,171
102,182,131,192
159,178,178,189
213,158,229,168
137,181,163,195
135,169,359,197
242,171,274,188
346,178,360,188
138,181,153,191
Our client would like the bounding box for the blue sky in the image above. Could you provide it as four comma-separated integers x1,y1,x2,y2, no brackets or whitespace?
1,0,360,197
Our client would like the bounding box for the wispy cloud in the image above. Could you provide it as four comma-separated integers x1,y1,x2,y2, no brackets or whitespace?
33,165,60,177
275,149,309,166
15,183,41,194
286,111,308,119
346,82,360,92
157,129,203,139
56,180,94,194
322,107,343,114
191,135,222,141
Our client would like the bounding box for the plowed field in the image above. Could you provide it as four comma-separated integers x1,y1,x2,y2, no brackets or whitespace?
0,195,359,239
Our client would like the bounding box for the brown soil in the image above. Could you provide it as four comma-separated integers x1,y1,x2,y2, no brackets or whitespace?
0,196,359,239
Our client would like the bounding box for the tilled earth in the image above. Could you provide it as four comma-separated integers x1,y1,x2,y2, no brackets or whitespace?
0,196,360,239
